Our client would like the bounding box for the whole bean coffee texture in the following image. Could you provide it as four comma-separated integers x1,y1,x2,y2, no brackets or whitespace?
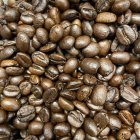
0,0,140,139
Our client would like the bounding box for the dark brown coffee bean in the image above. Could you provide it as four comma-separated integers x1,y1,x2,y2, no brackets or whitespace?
0,46,17,60
33,13,44,28
73,129,85,140
40,42,56,53
70,24,82,38
120,86,139,103
82,21,93,37
116,25,138,45
3,85,20,97
36,28,48,45
43,87,58,105
68,110,84,128
51,113,66,123
61,9,80,21
60,90,76,100
1,97,21,111
16,52,32,68
0,109,7,124
84,118,98,137
20,11,34,25
38,107,50,123
32,51,49,67
17,25,35,38
73,100,89,115
43,122,54,139
80,58,100,75
112,0,130,14
58,97,74,111
4,8,20,22
16,32,30,53
82,42,99,57
75,35,90,49
49,24,64,43
117,129,131,140
79,2,97,20
28,121,43,135
91,84,107,106
49,7,61,24
64,58,78,74
0,125,11,140
55,0,70,11
136,69,140,85
111,52,131,65
83,74,97,86
130,0,140,12
59,36,75,50
95,0,114,13
13,117,28,130
17,105,35,122
134,122,140,138
109,115,122,130
54,123,70,137
41,78,54,90
32,0,47,13
77,85,92,101
0,25,12,39
44,18,55,31
119,110,134,126
96,12,117,23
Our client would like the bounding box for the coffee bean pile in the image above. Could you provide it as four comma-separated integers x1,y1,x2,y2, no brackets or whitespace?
0,0,140,139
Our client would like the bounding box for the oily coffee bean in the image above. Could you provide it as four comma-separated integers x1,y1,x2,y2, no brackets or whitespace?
67,110,84,128
116,25,138,45
17,105,36,122
80,58,100,75
0,125,11,140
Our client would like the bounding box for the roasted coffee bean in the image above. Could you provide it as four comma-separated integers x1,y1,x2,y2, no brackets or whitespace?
111,52,131,65
80,58,100,75
3,85,20,97
4,8,20,22
20,11,34,25
93,23,110,39
13,117,28,130
68,110,84,128
36,28,48,45
116,25,138,45
0,109,7,124
59,36,75,50
28,121,44,135
96,12,117,23
43,87,58,105
32,0,47,13
55,0,70,11
119,110,134,126
49,24,64,43
112,0,130,14
117,129,131,140
84,118,98,137
33,13,44,28
43,122,54,139
17,25,35,38
134,122,140,138
73,129,85,140
0,46,17,60
120,86,139,103
95,0,113,13
58,97,74,111
17,105,35,122
16,52,32,68
32,51,49,67
1,97,21,112
64,58,78,74
61,9,80,21
82,42,99,57
79,2,97,20
91,84,107,106
54,123,70,137
0,125,11,140
60,90,76,100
